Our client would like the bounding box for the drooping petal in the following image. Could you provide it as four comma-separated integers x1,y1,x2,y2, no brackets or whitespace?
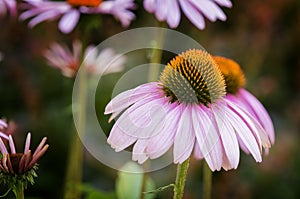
166,0,181,28
146,103,181,159
105,82,161,115
223,103,262,162
189,0,226,21
179,0,205,30
174,105,195,164
226,99,271,150
58,9,80,34
143,0,156,13
132,140,148,164
237,89,275,144
108,96,168,151
193,105,222,171
214,0,232,7
211,103,240,169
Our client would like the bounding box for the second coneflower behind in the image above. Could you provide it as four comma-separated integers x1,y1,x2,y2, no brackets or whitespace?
105,49,271,171
213,56,275,151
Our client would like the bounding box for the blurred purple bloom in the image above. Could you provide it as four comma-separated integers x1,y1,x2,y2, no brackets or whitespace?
0,0,17,17
144,0,232,29
84,46,126,75
20,0,136,34
44,40,126,77
44,40,82,77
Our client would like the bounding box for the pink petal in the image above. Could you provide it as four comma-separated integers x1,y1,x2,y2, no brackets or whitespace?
166,0,181,28
58,9,80,34
146,103,181,159
28,10,61,27
223,104,262,162
214,0,232,7
193,105,222,171
107,124,137,152
0,138,8,154
143,0,156,13
104,82,160,115
189,0,226,21
132,140,148,164
113,97,168,139
237,89,275,144
8,135,16,154
155,0,169,21
173,105,196,164
24,133,31,154
226,99,271,150
211,103,240,169
179,0,206,29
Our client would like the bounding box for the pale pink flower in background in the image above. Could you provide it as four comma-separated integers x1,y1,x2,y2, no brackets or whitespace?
44,40,126,78
20,0,136,34
144,0,232,29
213,56,275,153
0,133,48,174
105,49,271,171
0,0,17,17
84,46,126,75
44,40,82,77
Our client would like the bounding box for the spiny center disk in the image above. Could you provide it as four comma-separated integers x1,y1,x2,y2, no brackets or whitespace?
159,49,226,105
213,56,246,94
67,0,102,7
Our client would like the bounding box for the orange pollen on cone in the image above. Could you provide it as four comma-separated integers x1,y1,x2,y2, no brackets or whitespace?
213,56,246,94
67,0,102,7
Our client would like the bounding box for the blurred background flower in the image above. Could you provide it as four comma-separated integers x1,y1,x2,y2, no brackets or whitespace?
20,0,136,34
143,0,232,29
44,40,126,78
0,0,17,17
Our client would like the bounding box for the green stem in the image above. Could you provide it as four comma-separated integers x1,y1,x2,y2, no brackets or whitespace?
203,162,212,199
13,183,24,199
173,158,190,199
63,69,87,199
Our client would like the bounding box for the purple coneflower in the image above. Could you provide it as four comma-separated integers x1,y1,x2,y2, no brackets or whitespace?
44,40,125,78
0,0,17,17
0,133,48,175
0,132,48,193
143,0,232,29
105,49,271,171
213,56,275,151
20,0,135,34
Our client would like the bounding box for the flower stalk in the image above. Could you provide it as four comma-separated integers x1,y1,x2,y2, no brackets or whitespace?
203,162,212,199
63,68,86,199
173,158,190,199
12,182,24,199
